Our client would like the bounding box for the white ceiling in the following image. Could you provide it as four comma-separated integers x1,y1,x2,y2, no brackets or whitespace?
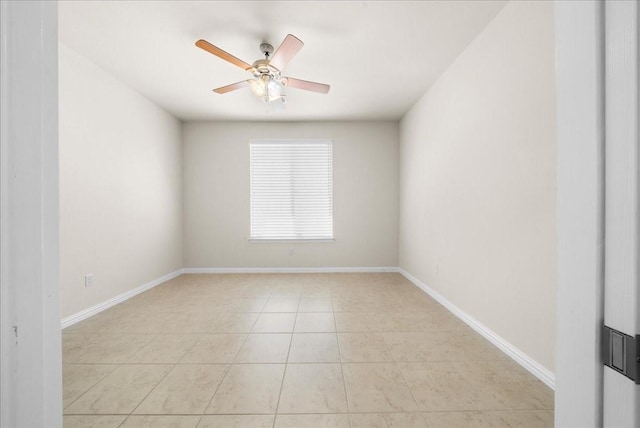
58,1,507,122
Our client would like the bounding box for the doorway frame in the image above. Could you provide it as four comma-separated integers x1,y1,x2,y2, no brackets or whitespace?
0,1,61,426
554,1,605,426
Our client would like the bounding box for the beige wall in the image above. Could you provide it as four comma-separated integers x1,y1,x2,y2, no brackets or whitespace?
183,121,399,268
59,44,183,318
399,1,557,372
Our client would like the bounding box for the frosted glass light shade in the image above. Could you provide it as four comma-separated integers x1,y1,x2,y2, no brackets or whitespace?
249,78,266,97
249,75,285,103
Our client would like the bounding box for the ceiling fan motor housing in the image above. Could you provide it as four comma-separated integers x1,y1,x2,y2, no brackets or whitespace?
251,59,281,80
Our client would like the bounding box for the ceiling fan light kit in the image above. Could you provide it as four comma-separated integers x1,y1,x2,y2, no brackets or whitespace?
195,34,330,106
248,75,286,104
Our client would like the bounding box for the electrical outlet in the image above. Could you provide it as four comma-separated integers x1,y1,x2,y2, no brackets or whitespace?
289,248,295,256
85,274,94,287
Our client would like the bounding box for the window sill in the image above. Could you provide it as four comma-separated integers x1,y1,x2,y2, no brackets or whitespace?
248,238,335,243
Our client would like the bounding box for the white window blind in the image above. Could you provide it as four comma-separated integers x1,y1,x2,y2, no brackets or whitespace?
250,140,333,240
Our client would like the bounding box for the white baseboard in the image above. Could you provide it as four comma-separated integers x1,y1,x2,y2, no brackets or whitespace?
183,266,400,274
398,268,556,390
60,269,184,329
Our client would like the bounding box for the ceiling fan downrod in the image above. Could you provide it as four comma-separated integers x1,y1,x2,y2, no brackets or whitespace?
260,43,274,59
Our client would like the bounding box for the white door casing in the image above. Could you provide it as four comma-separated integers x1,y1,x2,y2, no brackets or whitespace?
0,1,61,426
603,0,640,426
554,1,605,426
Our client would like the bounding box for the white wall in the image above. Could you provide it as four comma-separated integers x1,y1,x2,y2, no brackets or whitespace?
183,121,398,268
59,44,183,319
399,0,556,373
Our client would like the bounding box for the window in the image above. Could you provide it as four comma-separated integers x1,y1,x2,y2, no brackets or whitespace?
250,140,333,240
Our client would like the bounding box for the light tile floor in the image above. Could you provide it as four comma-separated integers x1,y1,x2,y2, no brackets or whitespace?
63,273,554,428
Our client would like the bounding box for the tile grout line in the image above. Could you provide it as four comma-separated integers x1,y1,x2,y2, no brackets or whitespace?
199,363,233,417
115,414,127,428
394,357,423,415
332,299,352,427
62,333,158,414
177,335,234,419
271,302,297,428
194,414,204,428
200,317,256,417
120,330,207,424
165,333,204,365
61,362,123,414
127,363,177,417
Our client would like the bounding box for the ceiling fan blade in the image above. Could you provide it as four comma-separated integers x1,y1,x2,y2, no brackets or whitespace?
284,77,330,94
196,39,252,70
269,34,304,71
213,80,250,94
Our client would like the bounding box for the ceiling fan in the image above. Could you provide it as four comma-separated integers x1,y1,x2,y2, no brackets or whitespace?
195,34,330,105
